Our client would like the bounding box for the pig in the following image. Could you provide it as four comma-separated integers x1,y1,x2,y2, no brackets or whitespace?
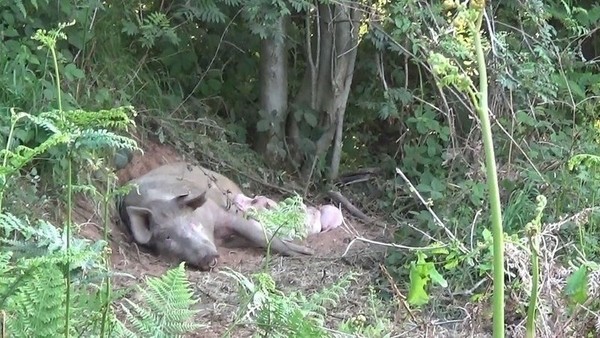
301,204,344,234
117,162,314,270
233,194,278,211
316,204,343,232
232,194,344,235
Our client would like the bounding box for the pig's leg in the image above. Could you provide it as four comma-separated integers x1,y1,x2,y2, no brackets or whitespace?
210,199,314,256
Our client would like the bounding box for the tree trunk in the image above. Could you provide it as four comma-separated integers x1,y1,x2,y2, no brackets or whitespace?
254,16,288,162
287,2,362,181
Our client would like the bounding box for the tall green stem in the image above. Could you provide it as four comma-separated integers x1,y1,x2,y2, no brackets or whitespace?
100,175,112,338
50,47,63,114
472,8,505,338
64,151,72,338
525,196,545,338
47,28,70,338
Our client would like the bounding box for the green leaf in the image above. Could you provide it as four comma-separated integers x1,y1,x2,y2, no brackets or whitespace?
444,256,459,270
564,265,588,304
256,119,271,132
64,63,85,81
2,11,15,25
303,112,318,127
121,20,139,36
5,27,19,38
427,264,448,288
14,128,34,143
566,79,586,99
515,111,537,127
407,262,429,306
429,246,449,255
482,228,492,242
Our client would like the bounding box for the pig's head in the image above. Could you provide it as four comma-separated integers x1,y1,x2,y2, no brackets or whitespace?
305,206,323,235
233,194,278,212
123,191,220,270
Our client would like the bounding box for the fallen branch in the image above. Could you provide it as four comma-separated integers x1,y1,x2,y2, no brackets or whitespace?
327,190,373,222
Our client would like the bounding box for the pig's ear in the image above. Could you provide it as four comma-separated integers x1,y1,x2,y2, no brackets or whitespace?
126,206,153,244
171,191,206,210
185,191,207,209
174,191,207,210
172,192,190,206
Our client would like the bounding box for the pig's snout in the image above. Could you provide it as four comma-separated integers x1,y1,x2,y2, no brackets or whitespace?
197,240,220,270
195,251,220,271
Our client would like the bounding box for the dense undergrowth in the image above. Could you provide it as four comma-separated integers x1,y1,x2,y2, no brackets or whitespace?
2,0,600,337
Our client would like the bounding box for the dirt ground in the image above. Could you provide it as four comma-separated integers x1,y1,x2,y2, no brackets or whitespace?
73,137,489,337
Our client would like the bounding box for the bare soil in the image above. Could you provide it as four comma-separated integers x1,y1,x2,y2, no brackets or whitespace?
73,137,487,337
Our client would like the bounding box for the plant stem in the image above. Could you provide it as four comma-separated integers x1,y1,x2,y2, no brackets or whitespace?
46,28,70,338
472,7,505,338
525,231,539,338
525,196,545,338
64,151,72,338
100,175,112,338
50,47,63,114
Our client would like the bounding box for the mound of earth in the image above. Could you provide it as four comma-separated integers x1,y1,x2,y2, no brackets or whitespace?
72,135,486,337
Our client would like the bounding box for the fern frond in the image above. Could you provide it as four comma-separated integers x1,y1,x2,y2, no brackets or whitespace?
221,268,335,337
6,264,66,338
119,262,202,337
246,194,308,241
174,1,227,24
0,250,12,271
307,272,356,310
75,129,138,152
0,250,15,305
0,132,71,176
0,213,107,273
61,106,136,131
110,317,139,338
21,111,62,134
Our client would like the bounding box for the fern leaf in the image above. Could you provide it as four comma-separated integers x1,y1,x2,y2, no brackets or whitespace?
119,262,202,337
6,265,66,337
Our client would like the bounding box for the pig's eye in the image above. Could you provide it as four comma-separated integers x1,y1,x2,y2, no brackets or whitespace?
166,235,171,240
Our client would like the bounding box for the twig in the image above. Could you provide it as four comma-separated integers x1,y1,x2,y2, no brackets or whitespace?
395,167,469,254
341,236,446,257
379,263,419,323
327,190,372,222
451,278,488,297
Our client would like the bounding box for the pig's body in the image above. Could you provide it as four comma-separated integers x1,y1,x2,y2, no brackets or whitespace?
118,162,314,270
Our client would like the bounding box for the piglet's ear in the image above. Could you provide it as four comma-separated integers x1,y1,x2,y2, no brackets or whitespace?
126,206,153,244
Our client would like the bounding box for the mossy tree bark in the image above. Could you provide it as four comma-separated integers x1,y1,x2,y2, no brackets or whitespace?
255,16,289,163
287,3,362,180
